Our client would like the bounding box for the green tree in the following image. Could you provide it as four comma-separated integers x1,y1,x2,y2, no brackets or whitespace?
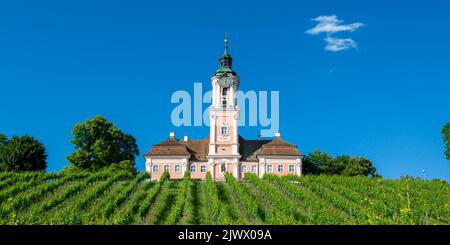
302,150,334,175
0,135,47,171
442,122,450,162
342,157,377,177
303,150,378,177
0,134,6,145
67,115,139,171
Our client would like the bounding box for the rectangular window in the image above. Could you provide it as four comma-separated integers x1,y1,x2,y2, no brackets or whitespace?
175,164,180,172
267,165,272,173
152,165,159,173
278,165,284,173
221,126,229,136
190,165,196,173
164,165,169,172
240,165,247,173
251,165,257,173
289,165,295,173
200,165,206,173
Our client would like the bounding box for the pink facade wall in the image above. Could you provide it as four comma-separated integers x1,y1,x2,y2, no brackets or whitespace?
238,162,258,179
189,162,208,180
214,117,236,154
149,158,184,181
148,158,300,181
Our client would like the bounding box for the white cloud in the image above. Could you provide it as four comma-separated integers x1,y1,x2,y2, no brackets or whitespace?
306,15,364,35
305,15,363,52
324,37,357,52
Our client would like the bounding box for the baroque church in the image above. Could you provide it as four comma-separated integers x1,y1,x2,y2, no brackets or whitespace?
145,35,304,181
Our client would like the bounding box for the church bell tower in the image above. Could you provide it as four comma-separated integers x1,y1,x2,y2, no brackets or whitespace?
208,34,240,162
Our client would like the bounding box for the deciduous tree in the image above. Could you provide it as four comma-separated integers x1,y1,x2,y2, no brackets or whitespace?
0,135,47,171
303,150,378,177
67,115,139,171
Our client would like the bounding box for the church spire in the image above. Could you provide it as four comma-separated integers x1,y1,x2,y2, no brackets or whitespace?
223,33,229,56
216,33,236,75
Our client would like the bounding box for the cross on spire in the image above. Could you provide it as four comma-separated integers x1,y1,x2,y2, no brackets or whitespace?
215,33,236,75
224,33,229,55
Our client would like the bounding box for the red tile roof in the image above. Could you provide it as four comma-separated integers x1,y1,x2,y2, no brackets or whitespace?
145,135,303,160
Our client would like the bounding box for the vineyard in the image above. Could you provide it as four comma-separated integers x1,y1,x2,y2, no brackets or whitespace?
0,169,448,225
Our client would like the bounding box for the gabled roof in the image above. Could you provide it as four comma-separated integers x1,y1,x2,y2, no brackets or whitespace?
145,134,303,160
239,136,271,161
145,137,190,157
184,137,209,161
257,136,303,157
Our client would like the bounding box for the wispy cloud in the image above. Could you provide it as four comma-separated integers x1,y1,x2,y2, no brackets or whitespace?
306,15,364,35
324,37,357,52
306,15,363,52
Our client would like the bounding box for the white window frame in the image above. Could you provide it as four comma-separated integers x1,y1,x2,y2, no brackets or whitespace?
164,164,169,172
278,165,284,173
267,165,273,173
289,165,295,173
200,165,206,173
221,125,229,136
152,165,159,173
190,165,196,173
251,165,257,173
175,164,180,172
240,165,247,173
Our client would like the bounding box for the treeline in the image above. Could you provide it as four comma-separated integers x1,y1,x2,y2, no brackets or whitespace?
302,150,379,177
2,116,449,176
0,115,139,174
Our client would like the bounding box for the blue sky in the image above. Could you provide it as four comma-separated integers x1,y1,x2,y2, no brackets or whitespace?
0,0,449,180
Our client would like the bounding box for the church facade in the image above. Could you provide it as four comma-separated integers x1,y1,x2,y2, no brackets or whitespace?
145,36,304,181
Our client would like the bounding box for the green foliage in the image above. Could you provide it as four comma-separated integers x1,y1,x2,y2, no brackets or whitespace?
0,171,448,225
442,122,450,162
225,173,258,219
205,172,220,223
109,160,138,175
137,171,169,220
302,150,334,175
245,173,301,224
0,135,47,172
303,150,378,177
0,134,6,145
66,115,139,171
164,171,190,224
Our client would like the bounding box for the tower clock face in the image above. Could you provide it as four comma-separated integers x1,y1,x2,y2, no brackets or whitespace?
217,74,235,88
